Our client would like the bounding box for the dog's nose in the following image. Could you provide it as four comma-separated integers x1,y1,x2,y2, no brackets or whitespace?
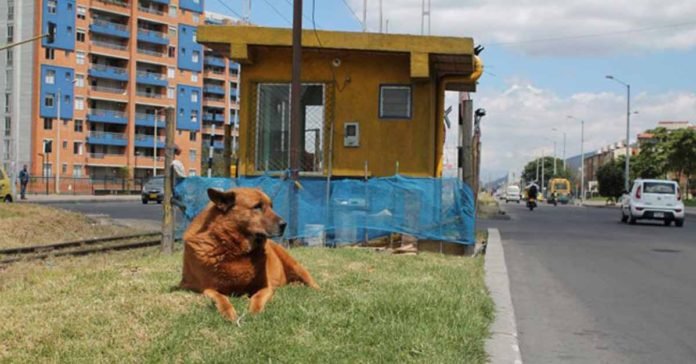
279,220,287,234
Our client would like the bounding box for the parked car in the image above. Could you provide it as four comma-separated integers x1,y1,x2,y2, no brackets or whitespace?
621,179,684,227
0,166,13,202
505,185,521,203
141,176,164,204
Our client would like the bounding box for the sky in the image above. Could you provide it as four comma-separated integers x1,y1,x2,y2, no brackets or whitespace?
205,0,696,181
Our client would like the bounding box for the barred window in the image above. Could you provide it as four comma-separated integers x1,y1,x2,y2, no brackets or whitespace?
379,85,412,119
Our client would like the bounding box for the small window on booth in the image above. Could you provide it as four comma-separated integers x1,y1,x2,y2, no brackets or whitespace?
379,85,412,119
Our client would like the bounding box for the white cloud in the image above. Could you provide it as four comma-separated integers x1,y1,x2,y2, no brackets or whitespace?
450,81,696,179
353,0,696,55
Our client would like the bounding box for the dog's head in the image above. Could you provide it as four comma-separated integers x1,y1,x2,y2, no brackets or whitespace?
207,187,286,248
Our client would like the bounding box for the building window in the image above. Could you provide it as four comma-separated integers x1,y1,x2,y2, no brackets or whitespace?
43,118,53,130
167,67,175,79
47,0,56,14
73,142,83,155
192,51,199,63
5,70,12,90
167,87,175,99
73,165,82,177
74,97,84,110
76,52,85,65
255,83,325,172
168,26,177,39
191,91,198,103
188,149,196,162
4,93,9,113
64,71,71,81
43,162,53,177
45,47,55,60
193,14,199,23
190,110,198,123
379,85,412,119
6,50,12,67
6,25,13,43
45,69,56,84
76,30,85,42
62,163,67,174
77,6,86,20
168,46,176,58
4,117,11,137
7,0,14,21
44,94,55,108
169,5,177,17
75,74,84,87
191,72,198,82
74,119,83,132
62,140,68,150
189,131,196,141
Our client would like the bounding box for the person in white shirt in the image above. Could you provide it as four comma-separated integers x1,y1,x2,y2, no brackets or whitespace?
171,145,187,213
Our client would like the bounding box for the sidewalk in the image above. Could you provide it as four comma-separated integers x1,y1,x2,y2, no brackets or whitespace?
18,194,141,204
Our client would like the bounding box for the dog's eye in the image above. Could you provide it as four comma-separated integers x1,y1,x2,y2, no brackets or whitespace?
253,202,263,211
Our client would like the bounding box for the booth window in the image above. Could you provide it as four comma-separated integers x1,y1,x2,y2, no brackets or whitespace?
379,85,412,119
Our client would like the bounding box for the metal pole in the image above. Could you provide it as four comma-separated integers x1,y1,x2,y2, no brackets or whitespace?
541,149,545,197
553,141,557,176
625,84,631,192
581,120,585,202
289,0,304,239
379,0,383,33
153,109,158,176
563,132,566,170
362,0,367,32
427,0,431,35
0,33,48,51
208,123,215,177
56,90,61,194
420,0,424,35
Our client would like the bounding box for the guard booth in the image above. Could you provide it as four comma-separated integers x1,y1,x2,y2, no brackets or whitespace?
181,26,483,249
198,26,482,178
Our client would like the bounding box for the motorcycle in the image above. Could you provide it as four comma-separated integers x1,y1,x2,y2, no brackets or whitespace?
527,197,537,211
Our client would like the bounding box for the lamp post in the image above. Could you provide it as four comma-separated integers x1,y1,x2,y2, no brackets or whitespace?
606,75,631,192
568,115,585,202
551,127,567,170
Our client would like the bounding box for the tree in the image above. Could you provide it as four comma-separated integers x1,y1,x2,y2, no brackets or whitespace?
665,128,696,196
633,127,669,179
521,157,572,187
596,159,625,202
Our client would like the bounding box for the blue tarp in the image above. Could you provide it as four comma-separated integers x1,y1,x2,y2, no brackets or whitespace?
175,175,476,245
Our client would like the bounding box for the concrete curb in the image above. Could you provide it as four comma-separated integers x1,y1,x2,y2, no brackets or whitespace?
18,197,141,204
485,228,523,364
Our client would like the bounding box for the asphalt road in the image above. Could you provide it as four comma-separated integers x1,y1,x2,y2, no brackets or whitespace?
51,201,163,222
481,202,696,363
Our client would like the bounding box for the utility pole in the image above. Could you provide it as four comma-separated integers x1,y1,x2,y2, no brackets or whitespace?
362,0,367,32
161,107,176,254
581,120,585,202
421,0,431,35
541,149,545,196
289,0,304,239
553,141,557,176
56,89,61,194
207,123,215,177
379,0,383,33
458,96,473,185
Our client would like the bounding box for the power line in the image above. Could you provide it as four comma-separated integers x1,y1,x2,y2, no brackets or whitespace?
339,0,364,28
487,20,696,46
214,0,245,20
261,0,293,25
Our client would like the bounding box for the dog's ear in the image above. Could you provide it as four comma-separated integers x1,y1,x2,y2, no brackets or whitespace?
207,188,236,212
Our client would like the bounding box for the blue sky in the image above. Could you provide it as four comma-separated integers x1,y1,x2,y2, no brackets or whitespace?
205,0,696,180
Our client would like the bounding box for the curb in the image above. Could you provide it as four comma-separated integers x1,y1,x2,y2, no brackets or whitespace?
18,197,140,204
484,228,523,364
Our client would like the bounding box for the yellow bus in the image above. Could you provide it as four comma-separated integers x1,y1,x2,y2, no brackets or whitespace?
548,178,571,204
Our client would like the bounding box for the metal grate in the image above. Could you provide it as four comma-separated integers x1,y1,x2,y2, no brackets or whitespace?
252,83,329,174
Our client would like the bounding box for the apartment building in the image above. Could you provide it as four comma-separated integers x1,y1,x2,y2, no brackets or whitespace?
1,0,240,189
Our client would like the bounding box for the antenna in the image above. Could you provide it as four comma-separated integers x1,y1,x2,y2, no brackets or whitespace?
244,0,252,23
379,0,383,33
363,0,367,32
420,0,431,35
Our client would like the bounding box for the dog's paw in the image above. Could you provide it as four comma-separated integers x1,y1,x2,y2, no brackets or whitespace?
221,307,238,321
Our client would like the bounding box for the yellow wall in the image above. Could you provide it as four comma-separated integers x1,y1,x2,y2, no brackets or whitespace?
239,47,440,178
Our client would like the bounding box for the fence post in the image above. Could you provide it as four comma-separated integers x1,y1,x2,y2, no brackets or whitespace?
161,107,176,254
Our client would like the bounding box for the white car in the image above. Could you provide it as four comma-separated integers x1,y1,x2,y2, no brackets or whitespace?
621,179,685,227
505,185,521,203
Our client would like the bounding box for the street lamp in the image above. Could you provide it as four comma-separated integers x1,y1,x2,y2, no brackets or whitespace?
568,115,585,202
605,75,631,192
542,136,557,176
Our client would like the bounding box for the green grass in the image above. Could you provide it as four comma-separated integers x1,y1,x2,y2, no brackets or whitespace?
684,199,696,207
0,246,493,363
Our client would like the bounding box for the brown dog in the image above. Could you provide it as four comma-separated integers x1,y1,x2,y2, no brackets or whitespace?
180,187,319,321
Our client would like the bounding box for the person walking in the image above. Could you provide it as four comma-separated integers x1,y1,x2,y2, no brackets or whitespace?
170,145,187,213
18,165,29,200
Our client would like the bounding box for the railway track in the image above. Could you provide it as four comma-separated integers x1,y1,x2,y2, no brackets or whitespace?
0,232,163,266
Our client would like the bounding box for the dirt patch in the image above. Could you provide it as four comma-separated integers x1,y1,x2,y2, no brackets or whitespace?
0,204,142,249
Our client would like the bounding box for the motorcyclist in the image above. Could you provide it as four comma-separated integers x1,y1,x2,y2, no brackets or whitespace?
526,181,539,201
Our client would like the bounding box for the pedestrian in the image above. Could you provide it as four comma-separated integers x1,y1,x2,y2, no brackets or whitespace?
171,145,187,213
18,165,29,200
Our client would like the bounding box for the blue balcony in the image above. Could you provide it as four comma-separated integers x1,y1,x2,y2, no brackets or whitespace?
134,134,165,148
135,113,166,128
90,19,130,39
203,85,225,95
203,113,224,123
229,62,240,71
87,131,128,146
204,56,225,67
137,28,169,45
89,65,129,81
136,71,168,87
150,0,170,4
229,88,239,98
204,139,224,150
87,109,128,125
